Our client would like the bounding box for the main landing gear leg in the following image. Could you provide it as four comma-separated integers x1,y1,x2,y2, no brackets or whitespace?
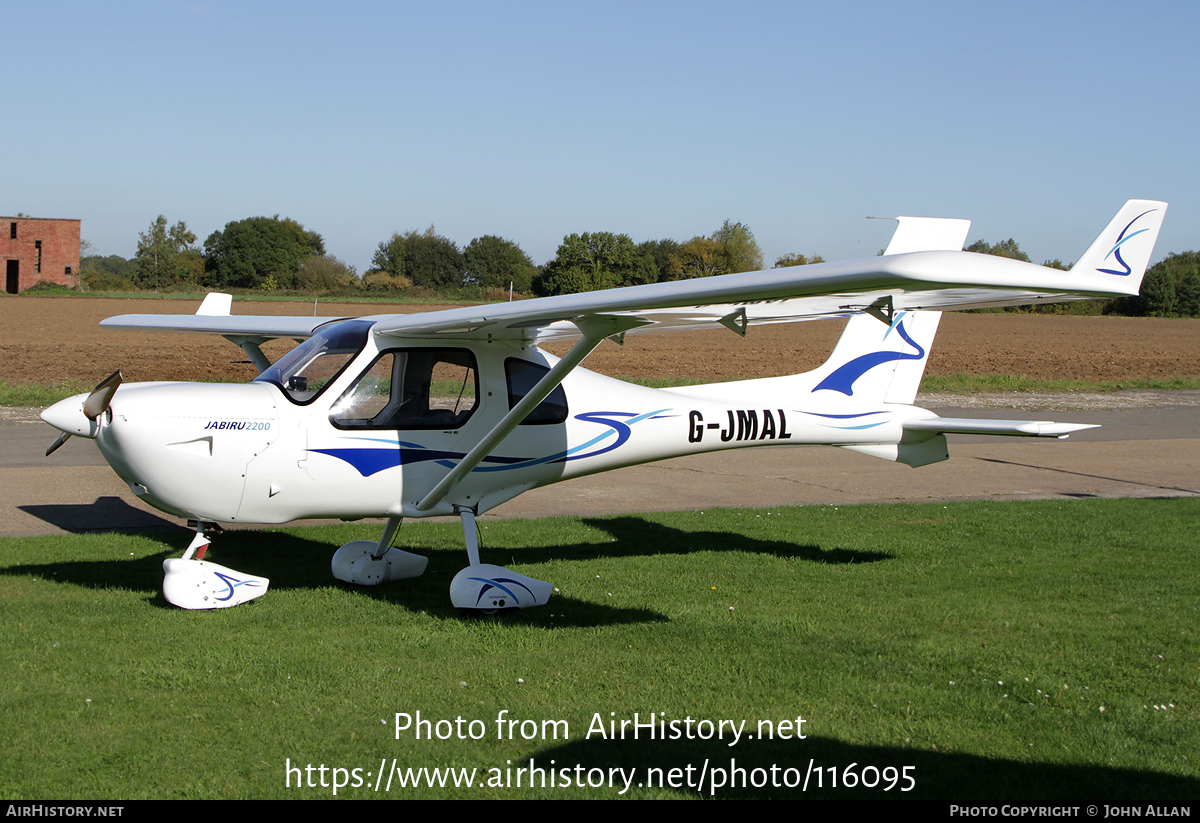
161,521,270,609
449,507,552,611
331,516,428,586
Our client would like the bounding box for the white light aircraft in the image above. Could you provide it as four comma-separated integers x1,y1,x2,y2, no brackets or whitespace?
41,200,1166,611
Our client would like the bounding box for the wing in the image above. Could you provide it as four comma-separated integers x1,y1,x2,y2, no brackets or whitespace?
373,199,1166,342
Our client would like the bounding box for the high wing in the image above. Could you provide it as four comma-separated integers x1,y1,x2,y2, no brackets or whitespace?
369,199,1165,342
99,200,1166,345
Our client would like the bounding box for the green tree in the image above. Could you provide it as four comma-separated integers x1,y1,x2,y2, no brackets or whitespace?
636,238,679,285
1177,267,1200,317
463,235,536,293
133,215,198,289
405,227,464,290
1110,251,1200,317
663,220,763,281
368,227,464,290
1137,263,1177,316
371,232,408,279
713,219,763,273
296,254,358,292
203,215,324,290
80,253,136,291
534,232,649,296
966,238,1031,262
774,252,825,268
666,236,724,280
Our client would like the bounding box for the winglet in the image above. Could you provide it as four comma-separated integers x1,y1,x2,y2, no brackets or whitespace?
1071,200,1167,293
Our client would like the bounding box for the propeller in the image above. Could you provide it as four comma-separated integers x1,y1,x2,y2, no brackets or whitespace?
83,370,122,420
44,431,71,457
45,370,123,456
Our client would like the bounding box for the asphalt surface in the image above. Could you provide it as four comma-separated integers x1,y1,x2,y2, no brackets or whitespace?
2,392,1197,538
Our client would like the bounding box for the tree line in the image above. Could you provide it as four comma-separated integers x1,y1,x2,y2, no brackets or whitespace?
79,214,825,297
76,214,1197,316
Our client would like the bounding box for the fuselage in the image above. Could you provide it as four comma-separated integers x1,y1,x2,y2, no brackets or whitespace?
44,321,932,525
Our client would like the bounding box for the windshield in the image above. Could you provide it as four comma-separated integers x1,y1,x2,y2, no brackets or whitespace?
254,319,374,404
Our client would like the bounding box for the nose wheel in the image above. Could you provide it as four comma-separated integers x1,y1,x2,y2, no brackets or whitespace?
161,523,270,609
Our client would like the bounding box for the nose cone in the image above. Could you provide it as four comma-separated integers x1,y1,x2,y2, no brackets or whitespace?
41,393,99,438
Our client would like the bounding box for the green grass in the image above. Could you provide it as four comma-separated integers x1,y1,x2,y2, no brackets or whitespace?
1,498,1196,799
0,380,89,407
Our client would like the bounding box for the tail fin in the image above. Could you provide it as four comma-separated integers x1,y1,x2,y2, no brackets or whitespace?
1071,200,1167,293
806,310,941,405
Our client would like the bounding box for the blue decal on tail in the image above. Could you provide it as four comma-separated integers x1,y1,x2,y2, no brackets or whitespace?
812,317,925,396
1097,209,1156,276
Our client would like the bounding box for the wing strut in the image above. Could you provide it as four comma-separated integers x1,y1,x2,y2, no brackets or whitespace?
224,335,272,373
415,313,651,513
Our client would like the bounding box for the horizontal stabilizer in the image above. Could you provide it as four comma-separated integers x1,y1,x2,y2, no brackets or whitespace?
195,292,232,316
904,417,1099,439
101,314,343,339
884,216,971,255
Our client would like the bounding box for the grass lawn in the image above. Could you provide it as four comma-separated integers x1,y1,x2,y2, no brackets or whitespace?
1,498,1196,799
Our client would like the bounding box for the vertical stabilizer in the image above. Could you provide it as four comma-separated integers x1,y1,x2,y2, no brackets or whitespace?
807,310,941,406
1071,200,1167,293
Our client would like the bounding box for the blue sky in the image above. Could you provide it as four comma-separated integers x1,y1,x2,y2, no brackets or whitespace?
4,0,1196,273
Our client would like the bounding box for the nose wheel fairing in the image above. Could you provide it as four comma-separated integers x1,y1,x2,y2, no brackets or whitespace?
162,530,270,610
162,558,270,609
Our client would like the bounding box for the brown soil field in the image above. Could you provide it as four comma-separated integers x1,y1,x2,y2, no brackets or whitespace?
2,294,1198,386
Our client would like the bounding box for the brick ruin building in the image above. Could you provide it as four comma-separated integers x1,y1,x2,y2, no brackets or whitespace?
1,217,81,293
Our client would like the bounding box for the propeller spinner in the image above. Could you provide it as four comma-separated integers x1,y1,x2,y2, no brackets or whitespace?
43,370,123,456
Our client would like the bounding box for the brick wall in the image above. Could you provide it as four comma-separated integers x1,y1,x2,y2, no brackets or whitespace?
1,217,81,293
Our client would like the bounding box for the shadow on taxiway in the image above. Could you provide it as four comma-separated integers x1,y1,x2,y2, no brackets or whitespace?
975,456,1200,496
18,495,183,534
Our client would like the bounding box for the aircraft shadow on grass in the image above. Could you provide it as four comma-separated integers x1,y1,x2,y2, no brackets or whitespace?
523,733,1200,800
0,514,889,625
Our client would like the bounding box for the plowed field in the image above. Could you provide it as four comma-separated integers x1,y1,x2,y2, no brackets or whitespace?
2,295,1198,386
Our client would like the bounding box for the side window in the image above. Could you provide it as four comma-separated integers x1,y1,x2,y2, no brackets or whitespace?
505,358,568,425
332,349,478,430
